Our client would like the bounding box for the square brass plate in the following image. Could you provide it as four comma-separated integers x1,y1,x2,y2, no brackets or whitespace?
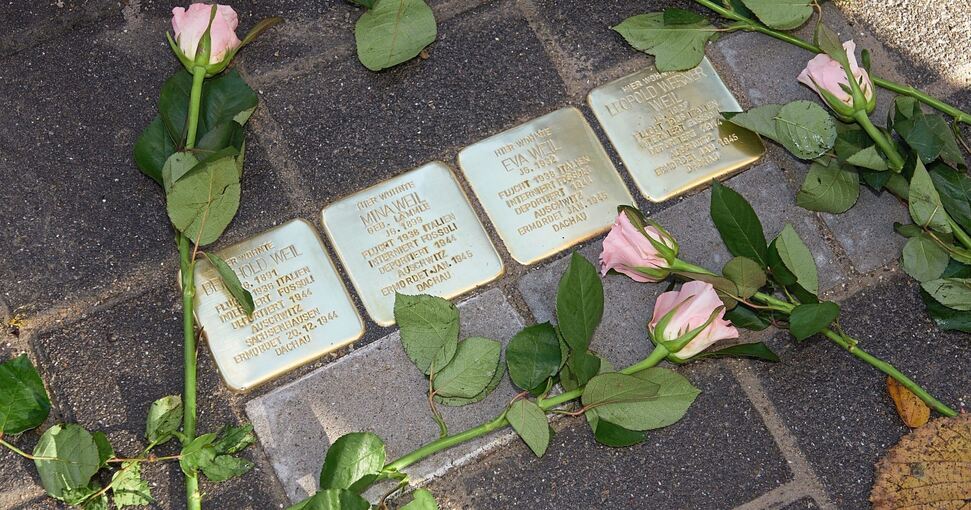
321,162,504,326
587,58,765,202
193,219,364,391
458,107,635,265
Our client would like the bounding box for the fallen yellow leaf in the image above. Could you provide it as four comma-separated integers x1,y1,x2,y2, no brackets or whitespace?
886,375,930,428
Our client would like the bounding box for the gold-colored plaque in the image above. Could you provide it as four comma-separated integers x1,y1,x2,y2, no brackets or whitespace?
322,162,504,326
458,107,635,265
193,219,364,391
587,58,765,202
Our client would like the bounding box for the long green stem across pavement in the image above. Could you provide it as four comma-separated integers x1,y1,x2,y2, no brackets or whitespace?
178,64,208,510
691,0,971,124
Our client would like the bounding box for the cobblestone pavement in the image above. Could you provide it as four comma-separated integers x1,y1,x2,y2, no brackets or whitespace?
1,1,969,509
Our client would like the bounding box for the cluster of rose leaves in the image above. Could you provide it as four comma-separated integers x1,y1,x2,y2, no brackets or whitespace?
613,3,971,331
0,355,255,509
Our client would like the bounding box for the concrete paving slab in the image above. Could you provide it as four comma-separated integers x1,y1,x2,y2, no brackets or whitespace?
0,0,117,57
425,362,793,510
751,275,971,507
0,20,292,312
250,1,568,210
30,285,288,509
246,288,525,503
784,497,821,510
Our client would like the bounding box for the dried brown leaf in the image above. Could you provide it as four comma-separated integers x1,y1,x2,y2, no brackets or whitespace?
870,414,971,509
886,376,931,428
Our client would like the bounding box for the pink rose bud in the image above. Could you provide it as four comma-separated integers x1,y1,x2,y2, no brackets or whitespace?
172,3,242,66
599,211,677,283
649,281,739,360
797,40,875,118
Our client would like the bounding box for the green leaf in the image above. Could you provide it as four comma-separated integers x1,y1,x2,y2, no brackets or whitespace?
505,323,561,392
166,155,241,246
921,278,971,311
63,483,104,507
893,99,945,163
902,235,948,282
204,253,256,318
394,293,459,375
921,288,971,333
145,395,183,445
506,399,550,457
722,256,767,299
433,337,501,399
789,302,840,341
401,489,439,510
583,369,700,431
797,158,860,213
213,423,256,455
355,0,437,71
33,424,101,500
158,71,193,144
612,10,717,72
695,342,780,362
202,70,259,130
556,253,604,354
773,224,819,296
161,152,200,193
194,121,245,164
741,0,813,30
320,432,386,493
894,222,923,238
434,358,504,407
710,181,768,266
774,100,838,160
813,22,848,64
179,433,217,476
111,461,153,508
299,489,371,510
92,431,113,467
0,354,51,434
929,162,971,234
724,305,771,331
722,104,783,142
587,413,645,447
568,350,602,387
133,116,176,185
201,454,254,482
845,145,889,171
909,159,951,234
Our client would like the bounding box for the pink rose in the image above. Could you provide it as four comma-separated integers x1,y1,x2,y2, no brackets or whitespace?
600,212,677,283
172,3,242,65
797,40,874,116
649,281,739,360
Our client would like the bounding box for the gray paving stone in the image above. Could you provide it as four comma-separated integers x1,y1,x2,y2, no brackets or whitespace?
0,0,117,57
708,6,926,275
526,0,695,76
518,163,842,370
0,18,293,312
31,284,288,509
251,1,568,210
752,274,970,507
425,361,792,510
246,288,525,503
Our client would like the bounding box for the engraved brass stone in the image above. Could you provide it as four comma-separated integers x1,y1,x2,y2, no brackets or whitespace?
458,107,635,265
193,219,364,391
588,58,765,202
322,162,504,326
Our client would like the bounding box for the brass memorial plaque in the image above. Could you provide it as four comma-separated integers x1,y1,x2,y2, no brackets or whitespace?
458,107,635,265
193,219,364,391
587,58,765,202
322,162,504,326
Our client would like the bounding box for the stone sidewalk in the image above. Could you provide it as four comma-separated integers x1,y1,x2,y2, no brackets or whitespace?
1,1,969,509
